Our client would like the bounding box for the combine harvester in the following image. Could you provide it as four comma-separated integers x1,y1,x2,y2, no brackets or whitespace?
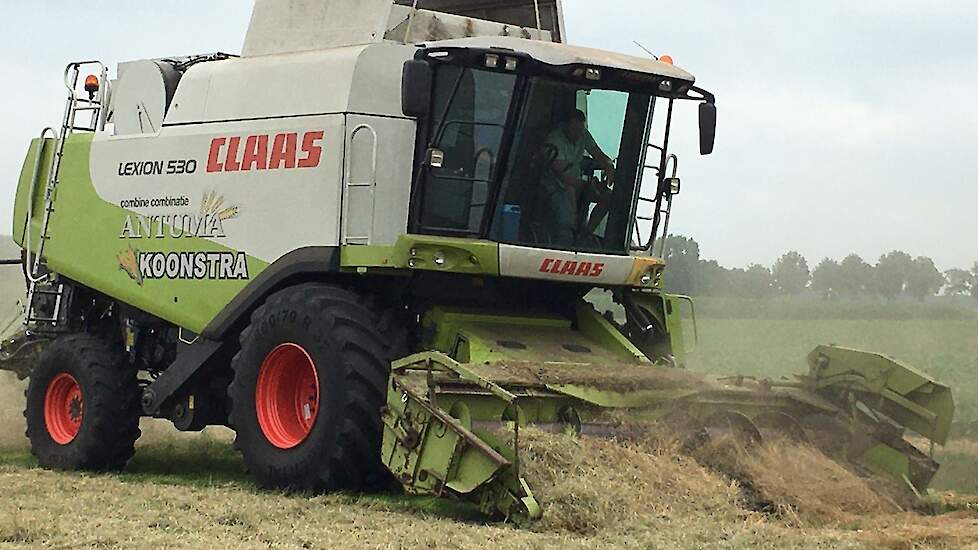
1,0,953,522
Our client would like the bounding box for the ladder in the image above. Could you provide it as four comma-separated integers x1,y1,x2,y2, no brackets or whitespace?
24,61,109,332
631,140,666,251
631,139,681,257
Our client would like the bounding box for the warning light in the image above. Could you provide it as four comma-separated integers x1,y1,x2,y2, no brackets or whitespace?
659,55,674,65
84,75,99,99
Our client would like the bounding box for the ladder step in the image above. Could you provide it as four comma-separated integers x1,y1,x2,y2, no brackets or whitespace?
29,317,59,324
33,289,64,296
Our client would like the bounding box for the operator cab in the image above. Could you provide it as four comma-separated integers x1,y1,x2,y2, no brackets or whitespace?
404,37,716,256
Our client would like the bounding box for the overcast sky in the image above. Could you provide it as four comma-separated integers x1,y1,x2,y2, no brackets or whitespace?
2,1,975,270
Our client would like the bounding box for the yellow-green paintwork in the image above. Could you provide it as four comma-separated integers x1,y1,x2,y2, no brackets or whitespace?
806,345,954,445
14,134,268,333
13,138,56,246
341,235,500,275
574,301,647,362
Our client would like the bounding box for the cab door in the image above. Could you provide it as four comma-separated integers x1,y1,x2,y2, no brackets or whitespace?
411,66,518,236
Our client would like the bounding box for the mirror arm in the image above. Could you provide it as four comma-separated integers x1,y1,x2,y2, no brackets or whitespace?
689,85,715,104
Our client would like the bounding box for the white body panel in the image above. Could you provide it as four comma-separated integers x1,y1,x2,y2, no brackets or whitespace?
242,0,562,57
343,115,415,246
111,60,179,135
385,6,552,44
165,44,415,125
244,0,396,56
83,40,432,267
499,244,635,285
90,115,347,263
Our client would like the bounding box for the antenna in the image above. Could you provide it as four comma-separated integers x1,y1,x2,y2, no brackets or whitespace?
633,40,658,60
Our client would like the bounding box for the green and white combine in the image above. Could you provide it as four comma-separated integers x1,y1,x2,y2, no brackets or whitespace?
1,0,953,522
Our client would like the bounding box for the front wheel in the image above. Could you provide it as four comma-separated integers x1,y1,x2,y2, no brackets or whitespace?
228,284,400,491
24,334,141,471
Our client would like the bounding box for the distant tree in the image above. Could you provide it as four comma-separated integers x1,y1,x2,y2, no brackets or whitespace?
736,263,774,299
971,262,978,300
658,235,701,295
771,251,810,295
905,256,944,301
837,254,874,297
811,258,841,299
944,268,974,297
874,251,914,300
698,259,732,297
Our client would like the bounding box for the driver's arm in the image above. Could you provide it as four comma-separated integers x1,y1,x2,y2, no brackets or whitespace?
584,132,615,176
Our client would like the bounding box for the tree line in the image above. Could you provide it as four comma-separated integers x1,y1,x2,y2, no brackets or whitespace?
657,235,978,301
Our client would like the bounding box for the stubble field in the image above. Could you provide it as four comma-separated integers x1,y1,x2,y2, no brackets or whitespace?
0,265,977,548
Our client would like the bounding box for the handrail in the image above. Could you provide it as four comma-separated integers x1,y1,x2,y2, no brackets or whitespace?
24,127,59,284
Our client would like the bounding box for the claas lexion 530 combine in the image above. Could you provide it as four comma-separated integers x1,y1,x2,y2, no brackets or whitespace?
0,0,953,522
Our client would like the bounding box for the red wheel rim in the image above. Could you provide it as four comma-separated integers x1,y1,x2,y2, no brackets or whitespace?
255,343,320,449
44,373,83,445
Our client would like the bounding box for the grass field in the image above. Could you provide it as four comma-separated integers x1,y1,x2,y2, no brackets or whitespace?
1,264,977,548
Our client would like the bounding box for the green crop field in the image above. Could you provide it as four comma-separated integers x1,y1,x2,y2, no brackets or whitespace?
1,259,977,548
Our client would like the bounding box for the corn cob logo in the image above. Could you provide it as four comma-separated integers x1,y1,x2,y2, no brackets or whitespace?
118,245,144,285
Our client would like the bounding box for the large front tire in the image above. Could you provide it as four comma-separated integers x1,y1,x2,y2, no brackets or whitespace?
24,334,141,471
228,284,399,491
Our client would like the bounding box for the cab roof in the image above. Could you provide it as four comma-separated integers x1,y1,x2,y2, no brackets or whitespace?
423,36,695,83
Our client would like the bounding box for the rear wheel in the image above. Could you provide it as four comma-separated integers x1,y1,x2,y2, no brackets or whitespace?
228,284,403,491
25,334,141,471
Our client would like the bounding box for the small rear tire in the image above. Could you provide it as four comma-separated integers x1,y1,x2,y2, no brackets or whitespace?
228,283,402,492
25,334,141,471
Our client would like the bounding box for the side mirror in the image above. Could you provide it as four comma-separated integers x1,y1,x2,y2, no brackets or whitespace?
698,102,716,155
402,60,432,118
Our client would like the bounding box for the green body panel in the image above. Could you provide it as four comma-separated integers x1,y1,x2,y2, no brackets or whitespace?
663,294,692,359
12,137,56,246
628,290,690,364
384,332,954,519
14,135,269,333
392,234,500,275
575,301,647,362
340,235,501,273
422,303,644,365
383,352,543,522
860,444,914,490
339,244,397,268
807,345,954,445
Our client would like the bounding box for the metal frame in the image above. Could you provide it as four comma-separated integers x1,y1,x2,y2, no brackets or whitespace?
24,61,110,332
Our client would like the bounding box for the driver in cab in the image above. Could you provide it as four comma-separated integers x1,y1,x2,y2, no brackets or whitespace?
539,109,616,246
